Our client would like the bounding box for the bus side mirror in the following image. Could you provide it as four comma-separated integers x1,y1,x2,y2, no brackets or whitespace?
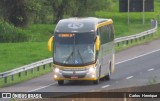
96,36,100,51
48,36,54,52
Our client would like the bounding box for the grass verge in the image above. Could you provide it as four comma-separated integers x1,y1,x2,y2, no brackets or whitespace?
0,42,51,72
25,24,55,42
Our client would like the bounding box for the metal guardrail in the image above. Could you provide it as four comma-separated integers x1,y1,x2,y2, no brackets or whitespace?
115,22,157,46
0,58,53,83
115,28,157,43
0,22,158,83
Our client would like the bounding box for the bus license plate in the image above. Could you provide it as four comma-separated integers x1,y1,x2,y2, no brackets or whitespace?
71,76,78,79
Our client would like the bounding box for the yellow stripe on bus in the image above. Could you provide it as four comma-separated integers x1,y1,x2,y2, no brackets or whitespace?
96,19,113,30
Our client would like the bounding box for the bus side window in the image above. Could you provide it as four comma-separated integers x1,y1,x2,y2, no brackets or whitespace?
105,25,110,43
108,25,111,42
100,26,108,44
107,25,114,42
110,25,115,41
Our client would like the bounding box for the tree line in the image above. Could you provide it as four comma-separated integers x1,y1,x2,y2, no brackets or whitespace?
0,0,113,27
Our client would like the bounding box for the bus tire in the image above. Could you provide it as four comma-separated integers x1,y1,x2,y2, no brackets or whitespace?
104,71,110,81
104,62,111,81
58,80,64,85
93,78,99,84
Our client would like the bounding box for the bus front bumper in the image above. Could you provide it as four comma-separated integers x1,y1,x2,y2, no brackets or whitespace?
53,67,98,81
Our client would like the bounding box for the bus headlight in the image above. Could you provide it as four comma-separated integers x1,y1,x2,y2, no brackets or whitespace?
54,68,60,73
89,67,95,73
54,75,58,78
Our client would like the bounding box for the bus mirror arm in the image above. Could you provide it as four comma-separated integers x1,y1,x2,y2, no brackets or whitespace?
95,36,100,51
48,36,54,52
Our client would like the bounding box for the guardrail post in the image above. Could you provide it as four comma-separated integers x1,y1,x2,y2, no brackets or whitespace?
4,77,7,83
143,36,145,40
37,66,40,71
131,39,133,44
11,75,14,81
126,40,128,45
135,38,137,42
49,63,52,67
117,42,120,47
18,72,21,77
43,65,46,70
25,70,27,76
31,68,34,74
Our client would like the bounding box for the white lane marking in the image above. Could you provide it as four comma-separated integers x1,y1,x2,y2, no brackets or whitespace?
116,48,160,65
102,85,110,88
28,83,56,92
126,76,133,79
147,68,154,71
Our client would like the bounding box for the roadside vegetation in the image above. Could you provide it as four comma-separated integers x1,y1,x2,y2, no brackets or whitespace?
0,0,160,87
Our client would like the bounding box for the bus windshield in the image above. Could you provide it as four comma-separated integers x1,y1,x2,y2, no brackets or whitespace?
54,32,95,65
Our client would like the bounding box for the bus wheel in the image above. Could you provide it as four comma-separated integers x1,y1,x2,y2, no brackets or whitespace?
58,80,64,85
104,62,111,81
104,71,110,81
93,78,99,84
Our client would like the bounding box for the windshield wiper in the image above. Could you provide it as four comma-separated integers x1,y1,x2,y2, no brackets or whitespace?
65,51,74,63
78,49,84,64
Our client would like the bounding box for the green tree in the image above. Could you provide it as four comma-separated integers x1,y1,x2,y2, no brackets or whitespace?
73,0,113,17
0,0,29,27
27,0,53,24
45,0,113,23
0,0,114,25
44,0,72,23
